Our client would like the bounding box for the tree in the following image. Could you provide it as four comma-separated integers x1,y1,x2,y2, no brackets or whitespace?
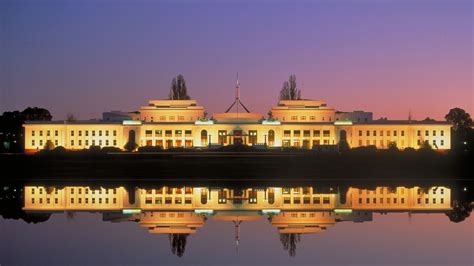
124,141,137,152
423,117,435,121
388,141,398,151
279,233,301,257
0,107,52,152
445,108,472,131
279,75,301,100
168,74,191,100
21,107,52,121
44,140,55,151
445,108,474,153
419,140,432,150
168,234,189,257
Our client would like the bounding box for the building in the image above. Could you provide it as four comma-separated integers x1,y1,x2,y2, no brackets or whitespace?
23,96,452,152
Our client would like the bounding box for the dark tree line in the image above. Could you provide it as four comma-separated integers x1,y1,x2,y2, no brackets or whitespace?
0,107,52,152
168,233,189,257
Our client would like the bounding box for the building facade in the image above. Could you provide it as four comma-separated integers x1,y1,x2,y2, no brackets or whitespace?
23,98,452,152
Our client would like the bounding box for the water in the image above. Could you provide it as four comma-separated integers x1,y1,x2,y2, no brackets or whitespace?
1,180,473,265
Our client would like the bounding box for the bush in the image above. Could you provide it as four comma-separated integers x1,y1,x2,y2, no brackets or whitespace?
351,145,377,154
101,146,122,153
218,144,261,152
137,146,164,152
88,145,102,152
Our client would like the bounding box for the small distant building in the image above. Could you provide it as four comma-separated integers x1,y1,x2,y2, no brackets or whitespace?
102,111,140,121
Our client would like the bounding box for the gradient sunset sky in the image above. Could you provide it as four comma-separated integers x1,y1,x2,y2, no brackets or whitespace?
1,0,472,120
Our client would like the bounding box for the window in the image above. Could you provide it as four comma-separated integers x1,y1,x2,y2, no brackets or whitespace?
323,130,330,137
249,130,257,144
32,140,35,146
145,130,152,137
78,130,82,136
71,131,74,136
85,130,89,136
310,116,315,120
366,130,370,136
373,130,377,136
387,131,390,137
380,131,383,136
401,131,405,137
165,130,172,137
155,130,162,137
160,116,166,121
300,116,306,121
71,140,74,146
433,130,436,136
92,131,95,136
323,197,330,204
425,130,429,136
314,130,321,137
32,130,35,136
113,130,117,136
178,116,184,121
113,140,117,146
175,130,182,137
291,116,297,121
105,130,109,136
99,130,102,136
78,140,82,146
185,130,192,136
359,130,362,137
169,116,175,121
441,130,444,136
284,130,291,137
393,131,397,136
218,130,227,144
293,130,300,137
47,130,50,136
303,130,310,137
417,130,421,136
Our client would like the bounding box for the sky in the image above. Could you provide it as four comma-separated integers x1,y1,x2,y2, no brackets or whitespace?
1,212,473,265
1,0,472,121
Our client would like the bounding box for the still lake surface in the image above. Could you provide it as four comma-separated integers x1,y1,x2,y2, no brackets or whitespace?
1,178,472,265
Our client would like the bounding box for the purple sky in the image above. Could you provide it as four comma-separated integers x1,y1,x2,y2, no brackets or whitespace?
1,0,472,120
1,212,473,265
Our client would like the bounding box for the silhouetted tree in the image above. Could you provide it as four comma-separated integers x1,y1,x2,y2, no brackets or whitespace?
279,75,301,100
419,140,432,150
44,140,55,150
423,117,435,121
279,233,301,257
0,107,52,152
445,108,474,154
388,141,398,151
169,74,191,100
446,201,472,223
445,108,472,131
21,107,52,121
168,233,189,257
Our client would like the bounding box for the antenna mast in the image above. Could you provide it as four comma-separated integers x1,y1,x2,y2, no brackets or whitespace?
225,73,250,113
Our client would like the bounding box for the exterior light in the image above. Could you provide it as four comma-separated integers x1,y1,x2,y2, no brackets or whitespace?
262,209,281,215
334,120,353,126
195,120,214,125
122,209,142,214
463,187,467,191
262,120,281,125
194,209,214,215
122,120,142,125
334,209,352,214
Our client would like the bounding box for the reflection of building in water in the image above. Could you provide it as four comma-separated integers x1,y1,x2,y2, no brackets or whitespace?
24,186,452,233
